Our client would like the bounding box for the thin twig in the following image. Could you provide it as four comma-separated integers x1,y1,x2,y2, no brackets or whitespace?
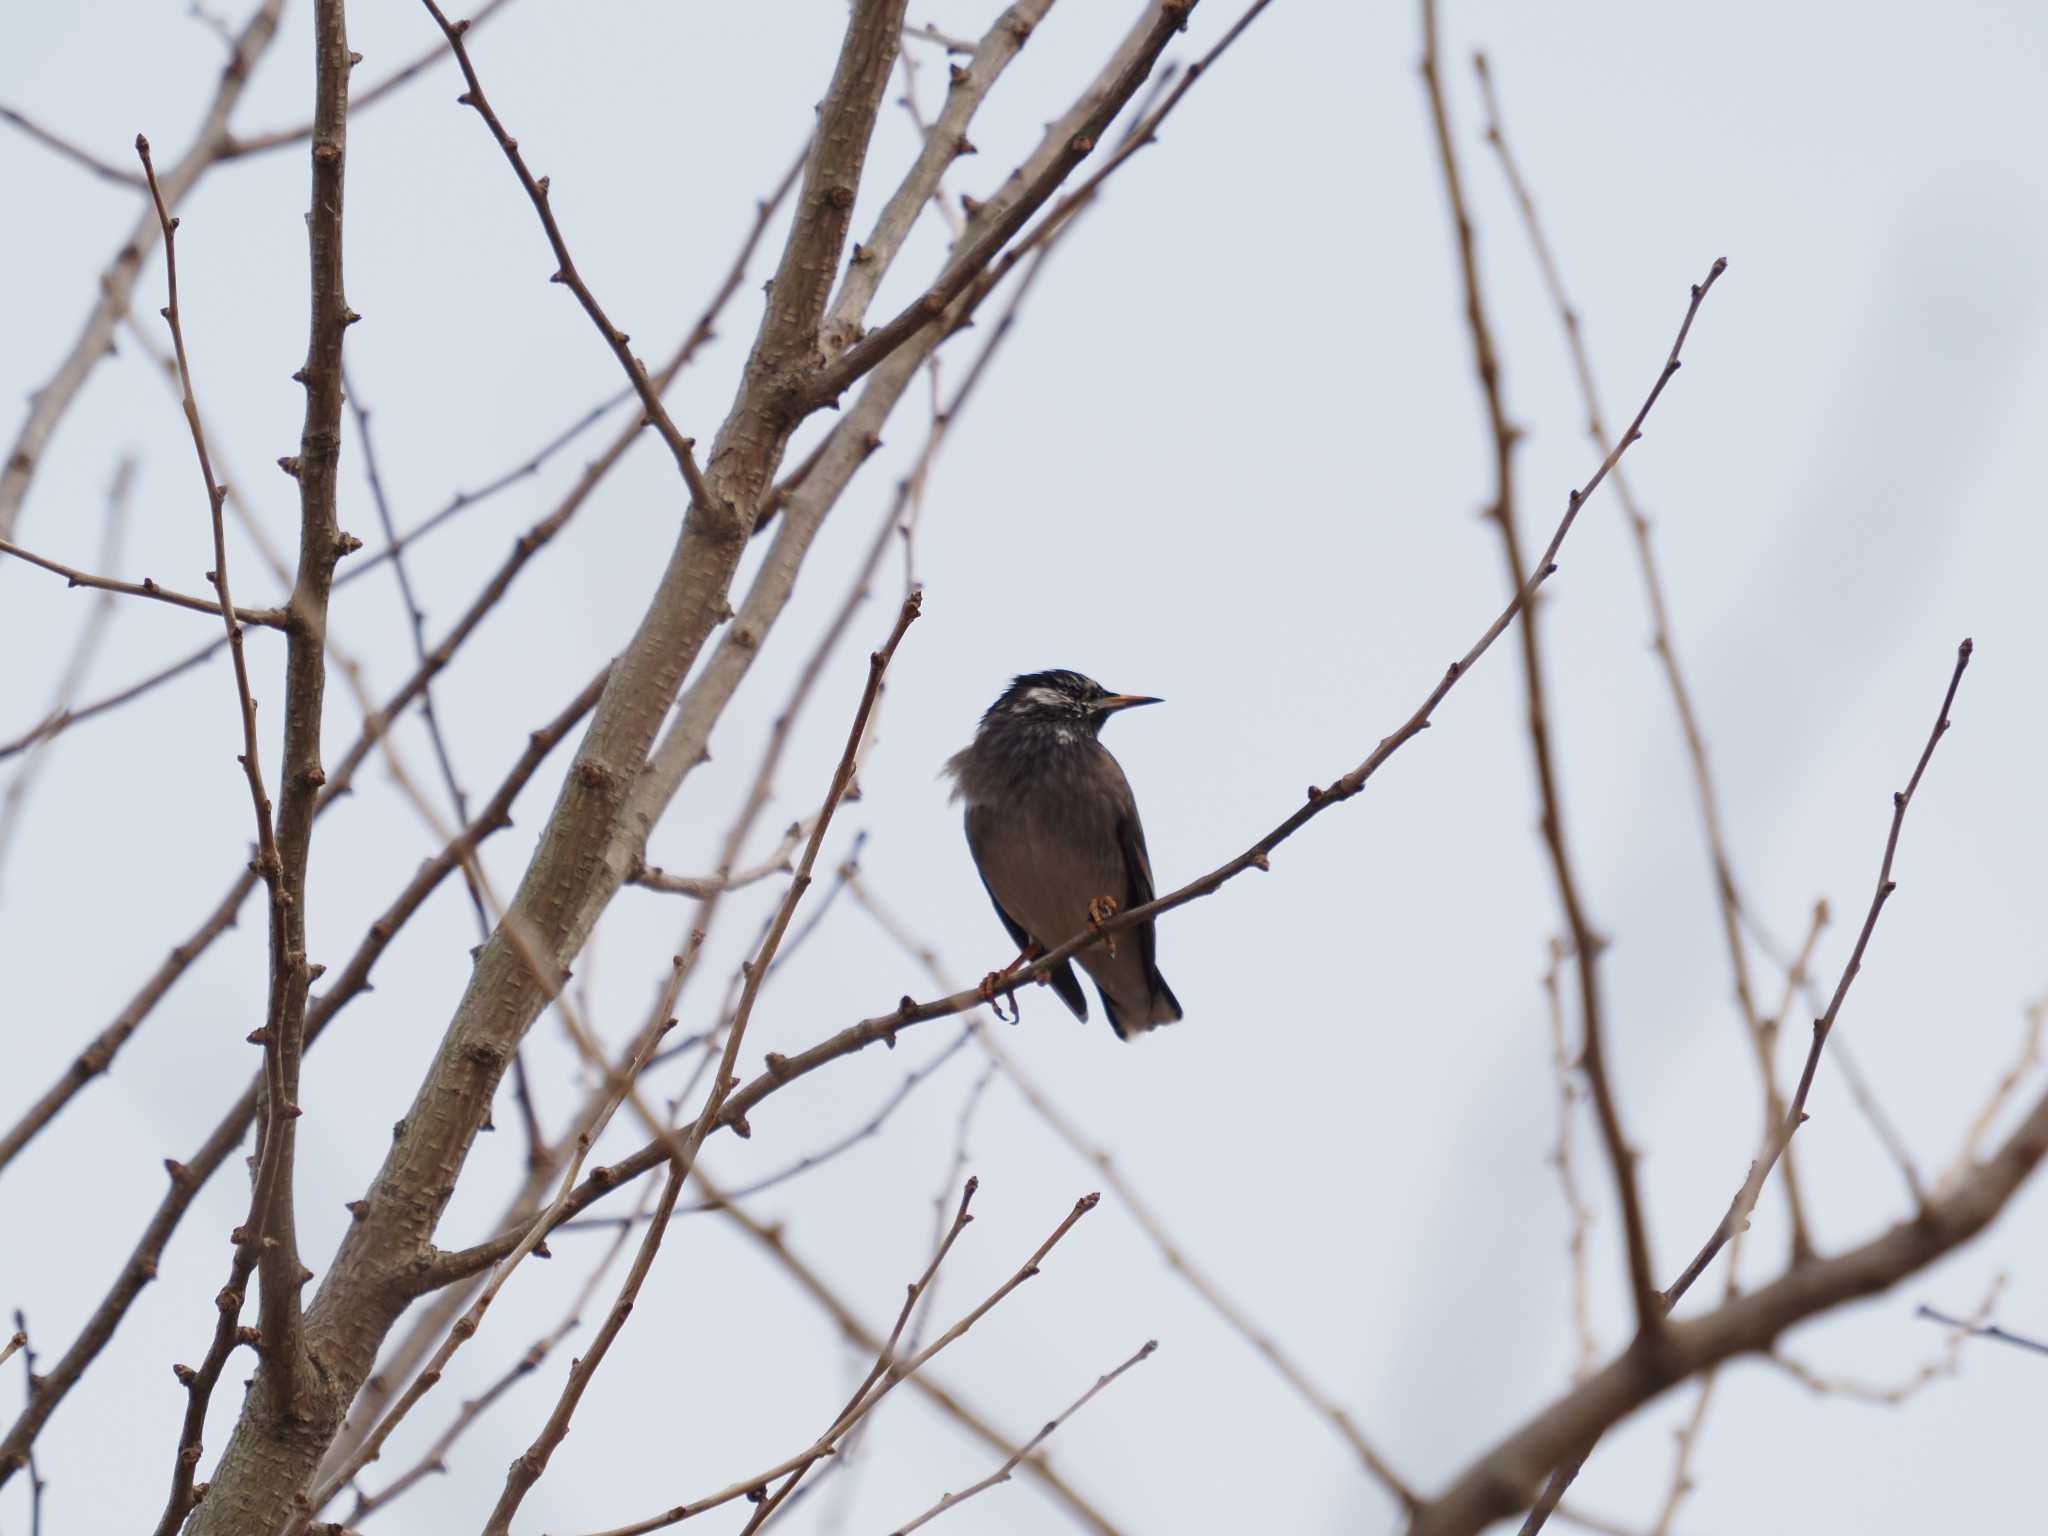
1942,992,2047,1192
1667,641,1973,1303
137,128,302,1535
0,103,146,187
903,21,977,53
710,1183,1125,1535
563,1027,975,1227
416,0,715,511
1541,939,1599,1379
731,1180,990,1534
0,460,134,895
630,820,810,898
6,1316,41,1536
219,0,521,159
575,1186,1102,1536
1761,1272,2006,1402
1913,1301,2048,1360
845,870,1420,1509
888,1339,1157,1533
1831,1039,1928,1207
335,381,629,591
344,367,481,916
0,536,287,627
0,0,286,545
0,637,223,764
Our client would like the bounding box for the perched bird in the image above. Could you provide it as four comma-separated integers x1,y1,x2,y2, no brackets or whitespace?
944,669,1182,1039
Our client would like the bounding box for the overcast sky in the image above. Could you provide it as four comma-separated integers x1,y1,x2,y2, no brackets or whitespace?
4,3,2046,1533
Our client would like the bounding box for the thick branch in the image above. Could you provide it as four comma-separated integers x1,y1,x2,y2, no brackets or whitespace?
800,0,1195,409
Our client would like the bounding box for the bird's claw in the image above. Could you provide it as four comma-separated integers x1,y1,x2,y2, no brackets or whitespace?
979,944,1042,1026
979,970,1020,1025
1087,895,1120,958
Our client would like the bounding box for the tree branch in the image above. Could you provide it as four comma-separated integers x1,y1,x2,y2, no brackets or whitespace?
887,1338,1157,1534
800,0,1197,410
0,538,287,628
1513,640,1973,1536
1415,1023,2033,1536
0,0,286,544
1470,47,1816,1263
415,0,714,511
1420,0,1659,1337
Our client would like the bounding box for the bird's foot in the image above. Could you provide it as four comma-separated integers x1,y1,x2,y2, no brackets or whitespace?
978,943,1042,1025
979,971,1020,1025
1087,895,1120,958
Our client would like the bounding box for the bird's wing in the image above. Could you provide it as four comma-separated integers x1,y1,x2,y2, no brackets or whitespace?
965,808,1089,1022
1116,809,1161,975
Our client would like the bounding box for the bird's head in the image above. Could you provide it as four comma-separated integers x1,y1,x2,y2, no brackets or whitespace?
981,669,1161,740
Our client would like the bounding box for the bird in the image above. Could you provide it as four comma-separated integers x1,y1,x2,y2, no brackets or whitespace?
943,669,1182,1040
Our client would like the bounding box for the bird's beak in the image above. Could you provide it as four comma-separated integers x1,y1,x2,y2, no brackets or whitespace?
1095,693,1162,714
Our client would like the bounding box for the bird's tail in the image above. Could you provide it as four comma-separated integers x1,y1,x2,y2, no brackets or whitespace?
1103,973,1182,1040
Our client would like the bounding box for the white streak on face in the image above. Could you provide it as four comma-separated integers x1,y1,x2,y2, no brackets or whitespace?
1021,686,1070,711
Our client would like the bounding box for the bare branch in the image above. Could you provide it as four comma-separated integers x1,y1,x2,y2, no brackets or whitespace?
1540,939,1600,1380
1470,47,1815,1263
1669,642,1973,1304
1761,1272,2006,1403
1942,990,2047,1192
1502,641,1975,1536
0,0,286,544
630,819,810,899
823,1,1055,353
847,869,1420,1509
0,638,221,764
802,0,1200,408
888,1338,1158,1534
0,459,134,893
1913,1302,2048,1360
1421,0,1658,1337
1417,1056,2043,1536
5,1317,41,1535
415,0,715,511
219,0,521,159
0,103,145,187
0,536,287,628
577,1186,1101,1536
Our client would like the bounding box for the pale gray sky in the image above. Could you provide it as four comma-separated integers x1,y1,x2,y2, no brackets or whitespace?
4,3,2046,1533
